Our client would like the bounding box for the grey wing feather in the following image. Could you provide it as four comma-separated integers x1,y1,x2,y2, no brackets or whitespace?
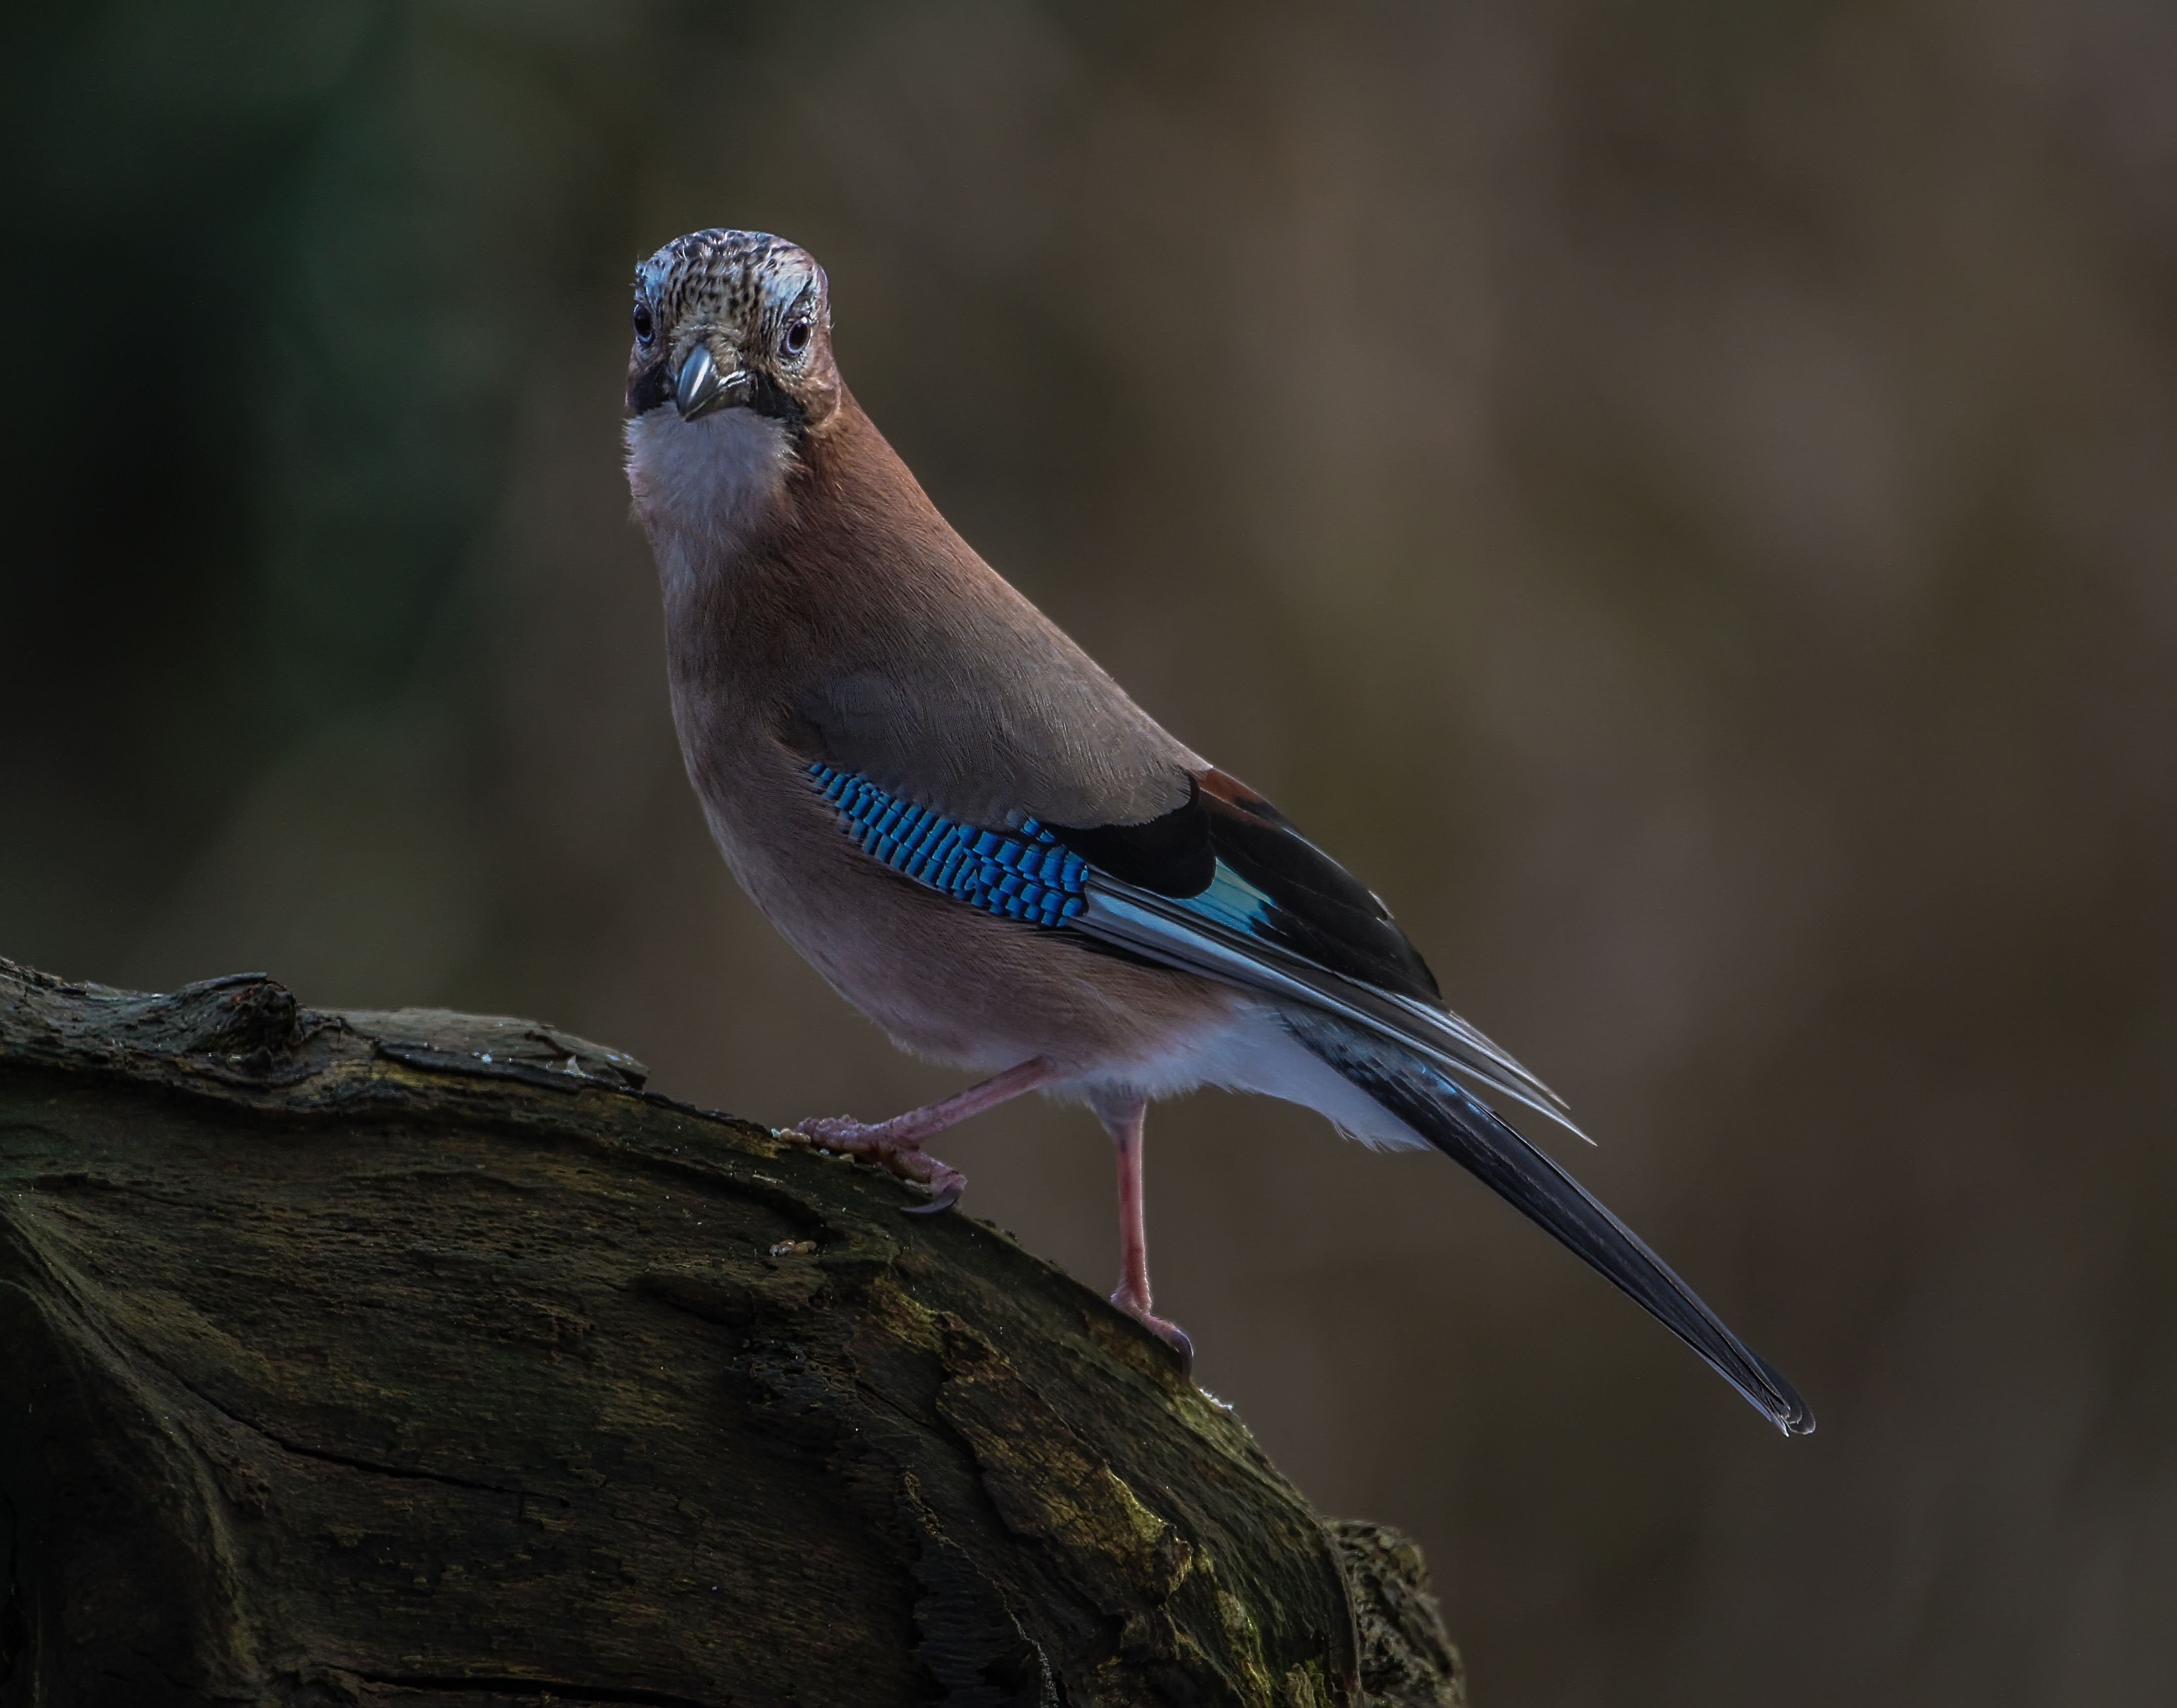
1076,878,1590,1141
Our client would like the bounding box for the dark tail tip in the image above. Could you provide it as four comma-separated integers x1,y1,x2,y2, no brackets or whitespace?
1754,1353,1817,1436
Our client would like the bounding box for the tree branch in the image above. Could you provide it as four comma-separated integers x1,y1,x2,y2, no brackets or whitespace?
0,958,1465,1708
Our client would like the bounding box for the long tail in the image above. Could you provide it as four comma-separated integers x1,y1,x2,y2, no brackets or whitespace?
1283,1008,1813,1436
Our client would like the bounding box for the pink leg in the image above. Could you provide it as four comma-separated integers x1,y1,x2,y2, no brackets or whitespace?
1102,1095,1194,1372
795,1057,1060,1213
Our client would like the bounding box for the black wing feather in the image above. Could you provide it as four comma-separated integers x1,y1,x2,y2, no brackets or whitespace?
1052,768,1571,1122
1050,769,1441,1004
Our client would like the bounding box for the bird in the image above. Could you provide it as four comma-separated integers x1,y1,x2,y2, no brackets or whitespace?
621,226,1813,1436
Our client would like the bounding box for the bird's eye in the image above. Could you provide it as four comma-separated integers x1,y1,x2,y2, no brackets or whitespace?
633,300,655,344
781,318,811,358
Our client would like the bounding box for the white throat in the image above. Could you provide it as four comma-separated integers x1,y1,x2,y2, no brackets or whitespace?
624,406,792,596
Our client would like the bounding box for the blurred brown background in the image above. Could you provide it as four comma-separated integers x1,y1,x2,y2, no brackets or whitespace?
5,1,2174,1701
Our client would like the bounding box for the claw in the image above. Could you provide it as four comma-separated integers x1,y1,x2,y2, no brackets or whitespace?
1111,1291,1194,1377
903,1182,962,1216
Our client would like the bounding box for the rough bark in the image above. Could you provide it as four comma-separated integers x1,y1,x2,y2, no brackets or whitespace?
0,957,1465,1708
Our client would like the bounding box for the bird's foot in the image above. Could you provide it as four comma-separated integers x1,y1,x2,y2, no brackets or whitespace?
1111,1289,1195,1376
792,1114,968,1214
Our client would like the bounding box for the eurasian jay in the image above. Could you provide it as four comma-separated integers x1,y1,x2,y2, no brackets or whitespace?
621,228,1812,1435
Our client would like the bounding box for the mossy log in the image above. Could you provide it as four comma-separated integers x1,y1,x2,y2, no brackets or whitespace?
0,958,1464,1708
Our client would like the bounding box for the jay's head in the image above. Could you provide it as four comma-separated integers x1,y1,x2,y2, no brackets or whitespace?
624,229,840,436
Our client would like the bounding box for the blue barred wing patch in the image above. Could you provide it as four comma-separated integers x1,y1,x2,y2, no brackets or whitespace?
808,764,1089,928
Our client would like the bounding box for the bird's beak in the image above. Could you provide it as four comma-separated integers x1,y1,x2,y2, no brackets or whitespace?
675,345,751,421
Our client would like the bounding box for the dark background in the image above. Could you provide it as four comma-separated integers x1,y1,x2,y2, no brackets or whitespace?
5,2,2174,1702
